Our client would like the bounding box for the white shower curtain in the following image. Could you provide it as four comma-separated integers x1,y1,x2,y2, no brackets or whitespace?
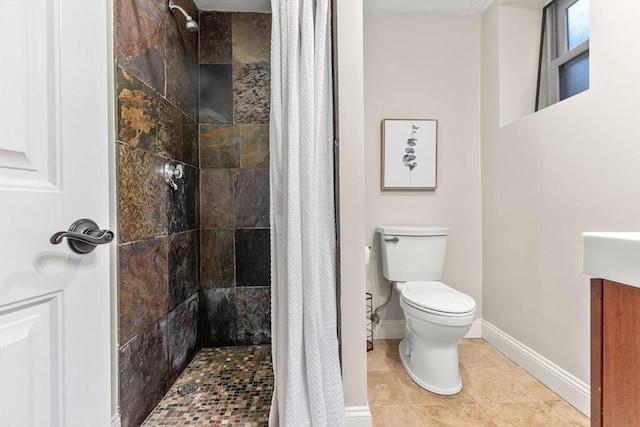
269,0,345,426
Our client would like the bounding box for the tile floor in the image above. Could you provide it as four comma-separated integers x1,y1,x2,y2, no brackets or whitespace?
368,339,590,427
142,345,274,426
141,339,589,426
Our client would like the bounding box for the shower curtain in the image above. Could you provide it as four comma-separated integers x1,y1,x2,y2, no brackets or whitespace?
269,0,345,426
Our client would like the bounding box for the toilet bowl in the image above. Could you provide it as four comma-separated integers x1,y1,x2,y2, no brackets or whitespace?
396,281,476,395
376,225,477,395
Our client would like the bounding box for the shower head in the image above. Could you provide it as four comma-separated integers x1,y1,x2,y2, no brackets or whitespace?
168,0,199,33
185,16,199,33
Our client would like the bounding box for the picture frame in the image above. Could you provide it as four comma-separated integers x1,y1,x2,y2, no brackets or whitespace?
381,119,437,190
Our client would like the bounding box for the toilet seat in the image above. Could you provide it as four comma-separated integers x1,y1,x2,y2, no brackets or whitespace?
400,281,476,316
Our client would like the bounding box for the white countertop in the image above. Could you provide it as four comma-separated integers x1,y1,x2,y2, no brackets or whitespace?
582,232,640,288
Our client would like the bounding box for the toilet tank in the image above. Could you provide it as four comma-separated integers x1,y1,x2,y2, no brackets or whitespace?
377,225,448,282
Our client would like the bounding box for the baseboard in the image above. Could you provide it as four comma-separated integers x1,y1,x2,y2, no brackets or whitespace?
481,320,590,417
372,319,404,339
345,405,373,427
373,319,483,339
111,412,121,427
465,319,482,338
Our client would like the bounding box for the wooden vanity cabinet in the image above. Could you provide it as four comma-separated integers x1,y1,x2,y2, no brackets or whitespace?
591,278,640,427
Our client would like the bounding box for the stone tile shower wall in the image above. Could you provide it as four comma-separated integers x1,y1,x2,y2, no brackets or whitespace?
114,0,200,426
199,12,272,347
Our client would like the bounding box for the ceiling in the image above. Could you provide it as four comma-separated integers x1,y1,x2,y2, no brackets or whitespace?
192,0,270,12
365,0,493,14
192,0,495,14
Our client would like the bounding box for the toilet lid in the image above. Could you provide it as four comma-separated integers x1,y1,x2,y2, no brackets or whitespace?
401,281,476,314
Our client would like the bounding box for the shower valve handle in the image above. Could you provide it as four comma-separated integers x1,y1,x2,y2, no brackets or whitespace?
50,219,114,254
164,161,184,190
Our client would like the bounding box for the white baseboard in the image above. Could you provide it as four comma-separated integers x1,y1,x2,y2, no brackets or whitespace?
345,406,373,427
481,320,590,417
465,319,482,338
373,319,483,339
111,412,121,427
372,319,405,339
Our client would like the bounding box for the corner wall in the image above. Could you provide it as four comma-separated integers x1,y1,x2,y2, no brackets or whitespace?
363,14,483,331
114,0,200,425
334,0,371,424
197,12,272,348
481,0,640,406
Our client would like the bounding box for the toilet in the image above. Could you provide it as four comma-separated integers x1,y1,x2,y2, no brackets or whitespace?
377,225,476,395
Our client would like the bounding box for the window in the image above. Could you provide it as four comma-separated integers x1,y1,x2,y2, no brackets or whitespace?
535,0,590,110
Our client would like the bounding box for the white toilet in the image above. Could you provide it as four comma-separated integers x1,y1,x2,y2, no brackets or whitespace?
377,225,476,395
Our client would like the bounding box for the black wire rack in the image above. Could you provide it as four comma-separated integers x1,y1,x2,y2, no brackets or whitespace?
366,293,373,352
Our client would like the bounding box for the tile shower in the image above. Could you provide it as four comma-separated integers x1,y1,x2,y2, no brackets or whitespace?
114,0,272,425
199,11,272,348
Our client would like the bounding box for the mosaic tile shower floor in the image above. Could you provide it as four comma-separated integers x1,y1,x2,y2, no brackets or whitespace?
142,345,274,427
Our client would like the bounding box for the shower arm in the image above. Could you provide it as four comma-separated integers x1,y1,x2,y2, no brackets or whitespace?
168,0,193,21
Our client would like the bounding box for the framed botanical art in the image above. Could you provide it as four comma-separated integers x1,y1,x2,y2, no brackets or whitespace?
381,119,437,190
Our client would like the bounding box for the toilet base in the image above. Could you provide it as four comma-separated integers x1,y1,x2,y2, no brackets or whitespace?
398,339,462,395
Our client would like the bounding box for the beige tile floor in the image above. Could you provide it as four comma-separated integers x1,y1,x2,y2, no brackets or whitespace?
368,339,590,427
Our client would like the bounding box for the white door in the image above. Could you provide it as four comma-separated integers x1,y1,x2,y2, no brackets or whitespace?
0,1,112,426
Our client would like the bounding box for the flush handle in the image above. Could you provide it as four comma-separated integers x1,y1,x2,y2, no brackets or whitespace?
384,237,399,243
50,219,114,254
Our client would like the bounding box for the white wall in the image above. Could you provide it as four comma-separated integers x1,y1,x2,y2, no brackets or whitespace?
335,1,371,424
481,0,640,389
363,15,483,328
